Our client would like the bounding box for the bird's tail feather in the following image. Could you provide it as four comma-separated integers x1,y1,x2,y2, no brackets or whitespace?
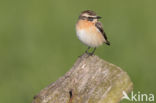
105,41,110,46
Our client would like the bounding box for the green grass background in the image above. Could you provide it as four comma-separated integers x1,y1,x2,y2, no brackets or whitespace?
0,0,156,103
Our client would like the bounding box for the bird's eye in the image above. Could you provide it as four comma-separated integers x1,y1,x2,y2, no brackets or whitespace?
88,17,93,21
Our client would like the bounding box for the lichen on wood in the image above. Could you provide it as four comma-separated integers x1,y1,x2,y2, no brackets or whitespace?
32,53,133,103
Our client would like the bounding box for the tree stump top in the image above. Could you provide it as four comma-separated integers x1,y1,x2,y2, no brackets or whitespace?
33,53,133,103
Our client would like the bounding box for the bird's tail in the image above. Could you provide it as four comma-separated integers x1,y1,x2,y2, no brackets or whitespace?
105,41,110,46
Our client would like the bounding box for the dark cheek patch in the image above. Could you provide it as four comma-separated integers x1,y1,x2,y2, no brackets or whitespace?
88,17,94,21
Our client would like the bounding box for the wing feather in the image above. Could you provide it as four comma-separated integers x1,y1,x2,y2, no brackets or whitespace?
95,22,110,45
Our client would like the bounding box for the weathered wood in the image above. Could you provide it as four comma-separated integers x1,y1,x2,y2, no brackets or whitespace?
32,53,133,103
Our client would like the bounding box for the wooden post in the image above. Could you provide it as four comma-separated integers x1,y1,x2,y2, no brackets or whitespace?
32,53,133,103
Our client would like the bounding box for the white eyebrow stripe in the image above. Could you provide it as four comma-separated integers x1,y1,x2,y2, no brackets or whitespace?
82,13,97,17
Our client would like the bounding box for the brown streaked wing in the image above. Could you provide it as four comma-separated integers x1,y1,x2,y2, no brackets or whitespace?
95,21,110,45
95,22,107,39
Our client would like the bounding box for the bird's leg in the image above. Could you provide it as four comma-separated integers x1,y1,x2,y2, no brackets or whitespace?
85,47,91,53
90,47,96,55
79,47,91,57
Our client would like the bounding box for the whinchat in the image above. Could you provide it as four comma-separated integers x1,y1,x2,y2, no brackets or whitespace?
76,10,110,55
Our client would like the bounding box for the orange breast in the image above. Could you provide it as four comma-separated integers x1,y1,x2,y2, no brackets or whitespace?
76,20,94,30
76,20,105,47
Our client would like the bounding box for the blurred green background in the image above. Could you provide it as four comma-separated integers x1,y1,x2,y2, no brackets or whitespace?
0,0,156,103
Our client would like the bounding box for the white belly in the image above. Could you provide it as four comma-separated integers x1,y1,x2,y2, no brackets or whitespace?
76,29,104,47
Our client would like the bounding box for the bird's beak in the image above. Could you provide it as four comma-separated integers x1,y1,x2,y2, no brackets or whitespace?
96,16,102,19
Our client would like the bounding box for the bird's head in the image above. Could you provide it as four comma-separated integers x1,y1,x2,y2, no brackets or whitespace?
79,10,102,22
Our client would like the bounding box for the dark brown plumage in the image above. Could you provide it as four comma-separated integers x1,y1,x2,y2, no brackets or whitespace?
81,10,96,16
95,22,110,45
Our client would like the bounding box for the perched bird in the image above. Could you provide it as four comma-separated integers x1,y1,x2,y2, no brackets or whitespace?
76,10,110,55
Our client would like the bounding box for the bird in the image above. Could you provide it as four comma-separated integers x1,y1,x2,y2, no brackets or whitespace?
76,10,110,55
